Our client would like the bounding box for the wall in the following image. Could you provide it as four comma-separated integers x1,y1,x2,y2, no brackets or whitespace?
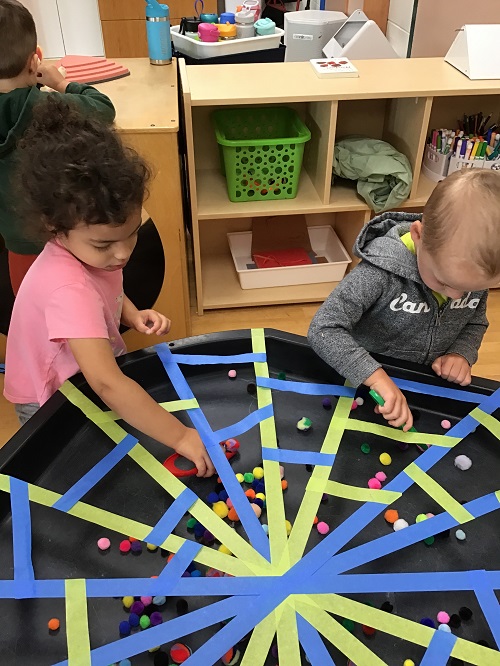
411,0,500,57
386,0,416,58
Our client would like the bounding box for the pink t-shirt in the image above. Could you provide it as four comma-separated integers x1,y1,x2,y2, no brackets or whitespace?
4,240,127,406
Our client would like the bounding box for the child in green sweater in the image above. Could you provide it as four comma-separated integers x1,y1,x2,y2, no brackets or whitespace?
0,0,115,294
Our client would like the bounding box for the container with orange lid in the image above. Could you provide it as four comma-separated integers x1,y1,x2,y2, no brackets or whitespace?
218,22,237,39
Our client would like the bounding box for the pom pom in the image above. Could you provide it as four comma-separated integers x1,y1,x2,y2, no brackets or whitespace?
438,623,452,632
251,503,262,518
424,536,435,546
228,507,239,522
317,521,329,535
459,606,473,621
368,478,382,490
186,517,197,529
245,489,256,499
119,540,131,553
246,383,257,395
226,498,233,509
153,595,166,606
454,455,472,471
243,472,254,483
361,443,371,454
48,618,60,631
255,481,265,494
122,596,134,609
262,523,269,534
322,398,332,410
222,647,241,665
426,513,435,518
256,492,266,501
176,599,189,615
449,614,461,628
153,652,170,666
119,661,132,666
279,465,285,479
150,611,163,626
356,397,364,406
253,466,264,479
281,479,288,490
455,529,467,541
170,642,192,663
351,401,358,410
228,369,237,379
193,523,206,538
416,514,428,523
380,601,393,613
119,620,131,636
397,441,410,451
130,541,142,554
441,419,451,429
129,613,140,628
362,625,375,636
393,519,409,531
218,544,232,555
224,438,239,452
147,543,158,552
206,568,223,577
206,492,219,504
384,509,399,524
375,471,387,482
379,452,392,466
342,618,355,633
235,473,244,483
297,417,312,431
403,661,415,666
420,617,435,628
139,615,151,629
130,601,144,615
437,611,450,624
253,498,264,509
285,520,292,535
97,537,110,551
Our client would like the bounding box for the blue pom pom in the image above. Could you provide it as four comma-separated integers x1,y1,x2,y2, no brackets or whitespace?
251,479,260,490
119,620,131,636
218,490,229,502
252,498,264,509
129,613,140,628
255,482,265,494
206,492,219,504
191,569,202,577
119,660,132,666
193,523,205,538
420,617,435,628
186,561,197,573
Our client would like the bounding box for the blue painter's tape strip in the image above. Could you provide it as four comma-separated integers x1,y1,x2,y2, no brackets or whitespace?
145,487,198,547
256,376,355,397
214,404,274,442
54,595,248,666
297,613,336,666
52,434,138,512
171,353,266,365
394,378,487,403
321,571,478,594
262,447,335,467
419,629,457,665
157,344,270,560
471,570,500,649
10,478,34,592
149,539,202,596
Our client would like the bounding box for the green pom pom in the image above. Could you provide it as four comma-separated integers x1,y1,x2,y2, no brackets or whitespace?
342,618,355,633
186,517,197,529
243,472,254,483
424,536,435,546
361,443,371,454
140,615,151,629
278,372,287,380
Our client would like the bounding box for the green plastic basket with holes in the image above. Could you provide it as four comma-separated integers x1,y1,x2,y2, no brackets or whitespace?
212,107,311,202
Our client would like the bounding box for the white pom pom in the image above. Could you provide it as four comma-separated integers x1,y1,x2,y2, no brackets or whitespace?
454,455,472,471
393,518,409,531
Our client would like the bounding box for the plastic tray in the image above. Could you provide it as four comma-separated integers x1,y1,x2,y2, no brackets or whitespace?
171,25,284,59
227,225,351,289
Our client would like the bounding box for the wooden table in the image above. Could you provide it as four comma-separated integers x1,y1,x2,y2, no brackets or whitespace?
96,58,190,349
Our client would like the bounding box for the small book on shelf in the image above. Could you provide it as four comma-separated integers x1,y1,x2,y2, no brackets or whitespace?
310,58,359,79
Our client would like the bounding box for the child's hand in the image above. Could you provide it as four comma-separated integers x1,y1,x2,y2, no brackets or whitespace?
37,63,68,93
366,368,413,431
432,354,471,386
175,427,215,478
131,309,171,336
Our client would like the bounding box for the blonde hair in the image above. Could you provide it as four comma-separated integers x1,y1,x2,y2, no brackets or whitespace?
422,169,500,279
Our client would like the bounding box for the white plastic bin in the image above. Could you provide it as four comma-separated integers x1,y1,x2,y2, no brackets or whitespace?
227,225,351,289
171,25,283,59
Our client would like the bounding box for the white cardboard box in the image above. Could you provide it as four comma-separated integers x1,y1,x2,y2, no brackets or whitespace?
227,225,351,289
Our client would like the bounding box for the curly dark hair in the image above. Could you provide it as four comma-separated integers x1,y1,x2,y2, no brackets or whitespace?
16,96,151,240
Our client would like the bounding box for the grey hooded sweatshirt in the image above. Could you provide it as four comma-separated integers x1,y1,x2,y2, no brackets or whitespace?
308,212,489,387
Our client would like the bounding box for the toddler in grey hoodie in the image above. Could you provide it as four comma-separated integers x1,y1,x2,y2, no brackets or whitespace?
309,169,500,430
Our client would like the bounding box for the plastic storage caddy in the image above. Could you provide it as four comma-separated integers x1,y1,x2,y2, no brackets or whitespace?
227,225,351,289
213,106,311,202
171,25,284,59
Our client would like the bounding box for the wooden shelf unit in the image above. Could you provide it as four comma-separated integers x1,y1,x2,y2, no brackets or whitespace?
179,58,500,315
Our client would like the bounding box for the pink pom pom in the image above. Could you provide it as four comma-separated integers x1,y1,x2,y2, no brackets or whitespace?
228,369,237,379
97,537,110,551
426,512,435,518
317,521,330,535
141,596,153,606
226,498,233,509
441,419,451,430
350,401,358,410
375,471,387,482
437,611,450,624
368,478,382,490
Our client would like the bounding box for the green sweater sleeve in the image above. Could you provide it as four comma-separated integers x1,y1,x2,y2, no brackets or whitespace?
54,82,116,124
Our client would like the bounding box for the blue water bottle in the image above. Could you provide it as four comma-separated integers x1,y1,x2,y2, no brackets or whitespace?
145,0,172,65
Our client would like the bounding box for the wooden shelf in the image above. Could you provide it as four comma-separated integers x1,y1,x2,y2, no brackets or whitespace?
202,252,336,309
196,169,325,220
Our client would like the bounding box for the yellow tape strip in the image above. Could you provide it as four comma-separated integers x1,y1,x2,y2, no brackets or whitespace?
288,395,352,566
252,329,288,573
60,382,271,575
95,399,199,422
470,408,500,440
277,599,301,666
240,612,277,666
65,579,91,666
405,462,474,524
309,594,500,666
308,478,402,505
295,597,386,666
345,419,460,448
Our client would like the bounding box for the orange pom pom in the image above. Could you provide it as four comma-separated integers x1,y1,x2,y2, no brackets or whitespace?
281,479,288,490
245,489,256,499
128,537,138,542
228,507,240,522
313,516,319,525
384,509,399,524
48,618,60,631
